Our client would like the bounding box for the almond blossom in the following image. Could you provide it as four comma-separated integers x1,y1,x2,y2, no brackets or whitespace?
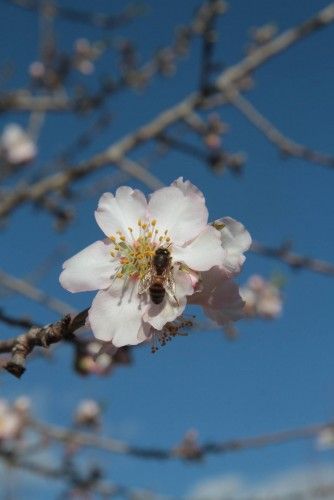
60,178,250,347
240,275,283,319
0,123,36,165
0,397,30,441
74,400,101,427
316,427,334,450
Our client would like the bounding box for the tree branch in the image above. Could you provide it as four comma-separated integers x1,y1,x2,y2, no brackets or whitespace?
228,89,334,168
251,240,334,277
1,3,334,218
0,268,76,315
1,308,88,377
28,417,334,461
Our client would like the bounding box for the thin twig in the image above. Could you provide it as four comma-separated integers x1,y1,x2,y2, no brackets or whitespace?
0,309,40,329
28,418,334,461
228,89,334,168
1,3,334,218
0,268,76,315
251,241,334,277
0,448,157,499
7,0,143,30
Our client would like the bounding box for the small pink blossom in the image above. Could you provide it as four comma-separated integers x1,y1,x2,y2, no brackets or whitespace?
240,275,283,319
76,341,116,376
0,397,30,441
60,178,250,347
73,38,102,75
0,124,37,165
74,400,101,427
173,429,202,460
316,427,334,450
28,61,46,79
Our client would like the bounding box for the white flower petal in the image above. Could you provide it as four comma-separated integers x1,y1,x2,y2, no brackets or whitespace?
216,217,252,275
148,183,208,245
95,187,147,239
89,279,149,347
143,267,193,330
171,177,205,200
59,240,117,293
173,226,225,271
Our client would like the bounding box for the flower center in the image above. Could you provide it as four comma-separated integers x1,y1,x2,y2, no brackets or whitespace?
108,219,171,279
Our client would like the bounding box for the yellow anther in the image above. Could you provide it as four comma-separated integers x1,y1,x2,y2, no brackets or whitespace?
159,236,163,242
117,272,123,278
164,230,168,235
142,223,147,230
110,251,115,257
109,235,116,242
128,227,133,232
114,245,120,251
151,219,157,226
137,219,142,226
166,237,171,242
120,235,126,241
155,229,159,234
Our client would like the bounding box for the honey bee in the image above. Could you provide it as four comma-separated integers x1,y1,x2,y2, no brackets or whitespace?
138,247,178,305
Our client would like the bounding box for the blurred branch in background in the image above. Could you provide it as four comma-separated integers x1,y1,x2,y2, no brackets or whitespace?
28,417,334,461
0,268,75,315
1,3,334,222
6,0,145,30
228,89,334,169
250,241,334,277
1,396,334,498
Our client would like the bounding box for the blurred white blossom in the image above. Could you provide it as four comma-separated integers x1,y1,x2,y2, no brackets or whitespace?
0,397,30,441
240,274,283,319
74,399,101,427
316,427,334,450
0,123,37,165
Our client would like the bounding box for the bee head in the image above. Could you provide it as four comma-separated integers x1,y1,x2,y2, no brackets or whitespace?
155,247,170,256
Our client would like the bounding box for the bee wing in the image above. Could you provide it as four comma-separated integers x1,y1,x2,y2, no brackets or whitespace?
138,269,154,295
165,269,179,305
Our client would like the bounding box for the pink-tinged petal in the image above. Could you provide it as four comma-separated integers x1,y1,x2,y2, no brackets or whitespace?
190,268,244,324
215,217,251,275
189,267,219,307
206,278,244,318
148,183,208,245
89,279,148,347
204,289,244,325
143,267,193,330
171,177,205,201
172,226,225,271
95,187,147,239
59,240,117,293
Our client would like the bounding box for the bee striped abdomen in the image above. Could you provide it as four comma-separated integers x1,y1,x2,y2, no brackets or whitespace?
149,282,165,304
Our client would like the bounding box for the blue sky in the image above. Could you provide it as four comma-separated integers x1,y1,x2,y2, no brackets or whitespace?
1,0,334,497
